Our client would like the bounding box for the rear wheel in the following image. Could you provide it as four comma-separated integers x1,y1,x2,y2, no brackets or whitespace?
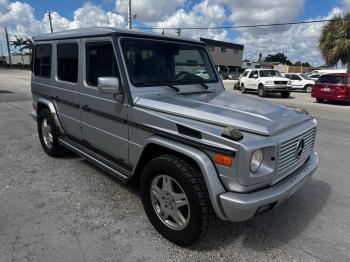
281,91,290,98
316,98,324,103
304,84,313,93
37,109,67,157
140,155,213,246
241,83,247,94
258,85,266,97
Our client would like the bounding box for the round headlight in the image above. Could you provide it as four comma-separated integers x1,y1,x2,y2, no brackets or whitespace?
250,149,263,173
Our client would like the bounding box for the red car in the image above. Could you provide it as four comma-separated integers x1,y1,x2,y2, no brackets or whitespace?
312,73,350,104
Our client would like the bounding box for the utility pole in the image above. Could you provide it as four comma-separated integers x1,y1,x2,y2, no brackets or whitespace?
176,28,181,36
128,0,132,29
0,44,3,57
47,11,53,33
5,27,12,68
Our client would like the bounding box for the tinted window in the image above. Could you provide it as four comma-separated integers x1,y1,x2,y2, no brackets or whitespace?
317,75,346,84
121,39,217,86
284,74,292,79
291,74,302,80
57,43,78,83
259,70,282,77
34,44,52,78
249,71,258,78
86,42,119,86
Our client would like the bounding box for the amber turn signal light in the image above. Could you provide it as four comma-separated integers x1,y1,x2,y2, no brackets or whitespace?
214,154,233,167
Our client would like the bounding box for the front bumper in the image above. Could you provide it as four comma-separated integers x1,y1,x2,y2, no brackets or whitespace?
264,85,292,92
219,151,318,222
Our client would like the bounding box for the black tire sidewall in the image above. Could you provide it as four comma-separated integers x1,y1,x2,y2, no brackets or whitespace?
37,109,64,157
258,86,265,97
140,156,205,246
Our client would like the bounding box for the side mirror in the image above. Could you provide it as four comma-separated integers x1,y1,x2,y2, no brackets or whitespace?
97,77,122,95
253,74,258,78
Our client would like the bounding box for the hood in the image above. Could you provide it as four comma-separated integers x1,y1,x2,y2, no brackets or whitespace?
135,90,311,136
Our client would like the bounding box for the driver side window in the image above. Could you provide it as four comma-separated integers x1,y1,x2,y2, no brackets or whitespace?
249,71,258,78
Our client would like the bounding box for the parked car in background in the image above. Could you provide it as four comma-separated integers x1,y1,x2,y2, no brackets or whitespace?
312,73,350,104
284,73,315,92
240,69,292,98
308,74,321,81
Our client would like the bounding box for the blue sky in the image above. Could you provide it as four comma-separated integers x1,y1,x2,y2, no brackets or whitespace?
0,0,349,65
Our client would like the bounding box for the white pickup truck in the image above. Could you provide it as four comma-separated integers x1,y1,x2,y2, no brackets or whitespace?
240,69,292,98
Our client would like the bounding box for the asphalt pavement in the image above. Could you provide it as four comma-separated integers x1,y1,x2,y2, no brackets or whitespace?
0,69,349,262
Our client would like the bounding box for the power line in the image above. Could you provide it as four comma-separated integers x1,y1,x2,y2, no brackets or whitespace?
133,18,349,30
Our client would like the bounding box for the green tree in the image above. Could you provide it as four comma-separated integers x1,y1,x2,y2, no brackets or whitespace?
11,36,26,65
264,52,292,65
319,13,350,72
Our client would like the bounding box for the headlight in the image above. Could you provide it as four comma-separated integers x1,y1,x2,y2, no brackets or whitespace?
250,149,263,173
264,80,274,85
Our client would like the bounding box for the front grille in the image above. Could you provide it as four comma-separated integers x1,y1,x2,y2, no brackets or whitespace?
274,81,288,85
278,128,316,172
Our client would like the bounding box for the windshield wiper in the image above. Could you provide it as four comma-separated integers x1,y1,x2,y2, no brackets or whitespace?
198,83,209,90
135,82,180,92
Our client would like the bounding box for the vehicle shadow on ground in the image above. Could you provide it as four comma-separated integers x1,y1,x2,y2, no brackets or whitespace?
315,100,349,106
243,91,296,100
192,178,331,252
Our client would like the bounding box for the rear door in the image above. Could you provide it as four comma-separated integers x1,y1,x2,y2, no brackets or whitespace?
52,41,82,139
79,37,130,167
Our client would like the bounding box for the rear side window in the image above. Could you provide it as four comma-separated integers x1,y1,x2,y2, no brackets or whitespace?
34,44,52,78
57,43,79,83
317,75,346,84
86,41,119,86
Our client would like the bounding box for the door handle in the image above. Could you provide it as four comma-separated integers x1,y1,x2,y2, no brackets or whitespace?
82,105,92,111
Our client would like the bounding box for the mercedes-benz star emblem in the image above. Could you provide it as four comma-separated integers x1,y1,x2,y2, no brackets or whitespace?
296,138,305,158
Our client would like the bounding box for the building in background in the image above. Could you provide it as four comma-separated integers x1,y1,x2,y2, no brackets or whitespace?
200,38,244,74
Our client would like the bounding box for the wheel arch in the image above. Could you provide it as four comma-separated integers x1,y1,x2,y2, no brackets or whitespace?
132,136,228,220
36,98,64,134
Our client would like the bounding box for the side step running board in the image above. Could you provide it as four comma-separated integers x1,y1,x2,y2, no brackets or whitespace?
58,137,130,182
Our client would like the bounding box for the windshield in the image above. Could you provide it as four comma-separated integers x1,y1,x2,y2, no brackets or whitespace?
121,39,218,87
300,74,312,80
259,70,282,77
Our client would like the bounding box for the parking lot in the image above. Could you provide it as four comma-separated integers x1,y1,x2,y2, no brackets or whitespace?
0,69,349,262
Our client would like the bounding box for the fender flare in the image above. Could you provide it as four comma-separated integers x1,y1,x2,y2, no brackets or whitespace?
37,98,65,134
144,136,228,220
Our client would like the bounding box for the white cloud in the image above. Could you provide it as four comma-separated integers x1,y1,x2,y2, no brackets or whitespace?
115,0,185,22
344,0,350,10
229,0,305,34
151,0,228,40
237,7,343,66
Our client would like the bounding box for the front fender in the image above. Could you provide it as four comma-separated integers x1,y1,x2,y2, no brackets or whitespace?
144,136,228,220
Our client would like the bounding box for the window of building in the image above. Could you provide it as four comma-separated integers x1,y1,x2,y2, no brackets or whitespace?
86,41,119,87
221,47,227,53
57,43,78,83
34,44,52,78
234,49,239,54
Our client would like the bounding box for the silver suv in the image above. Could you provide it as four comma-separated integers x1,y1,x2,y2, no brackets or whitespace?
31,28,318,246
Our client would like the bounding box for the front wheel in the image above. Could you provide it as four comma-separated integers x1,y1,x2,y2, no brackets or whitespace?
281,91,290,98
140,155,213,246
258,86,266,97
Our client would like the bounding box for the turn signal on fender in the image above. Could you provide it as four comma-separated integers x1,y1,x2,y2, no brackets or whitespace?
214,154,233,167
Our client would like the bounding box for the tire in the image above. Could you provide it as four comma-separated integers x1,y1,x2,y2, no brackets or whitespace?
258,85,266,97
140,155,214,246
37,109,67,157
241,83,246,94
304,85,312,93
281,91,290,98
316,98,324,103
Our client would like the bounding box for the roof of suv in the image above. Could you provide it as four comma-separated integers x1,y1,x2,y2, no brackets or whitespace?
33,27,204,45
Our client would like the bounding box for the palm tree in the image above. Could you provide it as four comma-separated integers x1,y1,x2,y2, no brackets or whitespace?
319,13,350,72
11,36,26,65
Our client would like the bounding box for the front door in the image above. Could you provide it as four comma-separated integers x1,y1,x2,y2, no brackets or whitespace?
247,70,258,89
79,37,129,166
